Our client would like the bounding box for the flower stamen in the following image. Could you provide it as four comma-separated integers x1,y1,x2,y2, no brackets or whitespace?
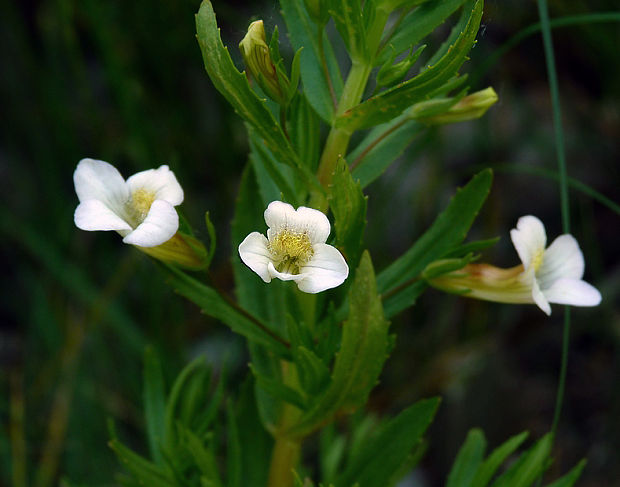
268,229,314,274
129,188,157,221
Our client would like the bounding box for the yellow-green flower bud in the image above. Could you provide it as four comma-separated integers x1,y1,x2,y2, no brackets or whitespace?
411,87,498,125
137,232,209,270
239,20,289,105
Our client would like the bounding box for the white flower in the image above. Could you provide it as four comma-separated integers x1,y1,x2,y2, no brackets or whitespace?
73,158,183,247
238,201,349,293
428,215,601,315
509,215,601,315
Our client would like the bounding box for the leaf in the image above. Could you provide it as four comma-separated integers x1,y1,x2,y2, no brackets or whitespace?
349,117,423,188
178,426,224,487
335,398,441,487
543,459,586,487
143,347,167,465
109,439,175,487
447,429,487,487
376,0,466,65
280,0,343,122
329,158,367,268
226,401,242,487
289,93,321,171
490,434,552,487
378,169,493,294
288,251,390,437
204,211,217,267
336,0,483,131
248,126,301,206
294,346,331,396
195,1,320,192
163,264,290,357
329,0,366,60
250,364,307,410
471,431,529,487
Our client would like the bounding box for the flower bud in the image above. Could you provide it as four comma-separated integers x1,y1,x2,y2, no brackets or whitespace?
410,87,498,125
239,20,289,105
137,232,209,270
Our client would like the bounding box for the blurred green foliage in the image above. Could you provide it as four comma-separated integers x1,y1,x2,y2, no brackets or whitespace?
1,0,618,486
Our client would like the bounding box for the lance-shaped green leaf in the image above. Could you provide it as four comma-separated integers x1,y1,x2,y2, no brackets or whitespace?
143,347,167,465
378,169,493,295
250,364,307,410
196,1,320,192
289,93,321,171
336,0,483,131
109,439,175,487
281,0,343,122
162,264,290,358
294,345,331,396
335,398,440,487
490,434,552,487
287,251,389,437
447,429,487,487
328,0,366,60
376,0,467,66
543,460,586,487
329,158,367,268
471,432,529,487
349,116,423,188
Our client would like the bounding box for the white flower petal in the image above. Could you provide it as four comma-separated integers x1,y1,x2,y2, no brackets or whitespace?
264,201,331,244
543,278,602,307
531,277,551,315
238,232,273,283
74,200,132,232
264,201,297,232
122,200,178,247
73,158,129,212
510,215,547,270
296,243,349,293
126,165,184,206
267,262,304,282
538,234,585,287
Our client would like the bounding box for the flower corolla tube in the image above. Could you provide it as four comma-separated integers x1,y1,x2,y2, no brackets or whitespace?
238,201,349,293
73,158,183,247
429,215,602,315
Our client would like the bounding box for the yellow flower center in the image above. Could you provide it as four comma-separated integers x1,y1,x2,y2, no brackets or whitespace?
532,249,544,272
127,188,156,224
268,230,314,274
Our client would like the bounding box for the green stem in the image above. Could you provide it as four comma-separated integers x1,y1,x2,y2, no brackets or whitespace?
537,0,571,444
268,361,303,487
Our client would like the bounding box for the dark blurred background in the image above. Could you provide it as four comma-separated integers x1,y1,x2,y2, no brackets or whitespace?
1,0,618,485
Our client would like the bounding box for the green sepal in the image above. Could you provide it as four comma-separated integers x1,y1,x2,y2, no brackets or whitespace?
447,428,487,487
444,237,500,258
287,251,389,437
335,397,441,487
329,158,367,268
336,0,483,131
421,254,476,280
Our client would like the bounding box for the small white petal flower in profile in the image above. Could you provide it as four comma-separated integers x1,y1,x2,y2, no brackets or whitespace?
428,215,601,315
509,215,601,315
73,158,183,247
238,201,349,293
